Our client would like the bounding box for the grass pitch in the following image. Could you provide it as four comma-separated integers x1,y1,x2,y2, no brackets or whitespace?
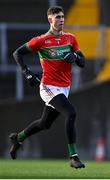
0,159,110,179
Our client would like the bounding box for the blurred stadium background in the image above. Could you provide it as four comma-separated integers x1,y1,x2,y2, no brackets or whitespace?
0,0,110,161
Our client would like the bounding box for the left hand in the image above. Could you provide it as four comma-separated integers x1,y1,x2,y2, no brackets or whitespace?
63,52,77,63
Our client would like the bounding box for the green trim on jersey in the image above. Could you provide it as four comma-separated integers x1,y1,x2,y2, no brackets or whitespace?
74,50,81,55
38,44,72,60
48,29,62,36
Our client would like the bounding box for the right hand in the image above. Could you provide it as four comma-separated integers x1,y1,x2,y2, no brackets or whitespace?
22,67,40,86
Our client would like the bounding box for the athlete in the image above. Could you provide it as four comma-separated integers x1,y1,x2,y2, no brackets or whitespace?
9,6,85,169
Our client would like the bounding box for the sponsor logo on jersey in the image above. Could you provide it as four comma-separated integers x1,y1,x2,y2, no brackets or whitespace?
48,48,70,57
57,48,70,56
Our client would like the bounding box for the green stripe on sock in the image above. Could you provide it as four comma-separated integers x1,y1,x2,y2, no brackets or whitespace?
68,143,77,156
18,130,27,142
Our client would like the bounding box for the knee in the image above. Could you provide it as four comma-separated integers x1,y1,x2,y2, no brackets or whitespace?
66,108,76,120
70,110,76,118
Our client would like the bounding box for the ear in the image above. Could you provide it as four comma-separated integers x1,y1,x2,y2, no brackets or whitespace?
48,15,52,24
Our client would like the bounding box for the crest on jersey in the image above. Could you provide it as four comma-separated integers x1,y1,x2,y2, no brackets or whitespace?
48,49,57,57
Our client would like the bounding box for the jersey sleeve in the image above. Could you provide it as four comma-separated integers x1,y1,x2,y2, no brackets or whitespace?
27,36,42,51
71,35,80,52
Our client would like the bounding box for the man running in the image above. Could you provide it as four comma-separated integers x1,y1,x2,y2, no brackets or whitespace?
9,6,85,169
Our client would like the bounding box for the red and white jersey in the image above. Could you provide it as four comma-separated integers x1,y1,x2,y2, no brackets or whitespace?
27,31,80,87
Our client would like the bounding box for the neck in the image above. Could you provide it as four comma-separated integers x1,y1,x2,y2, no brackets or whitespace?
49,27,63,35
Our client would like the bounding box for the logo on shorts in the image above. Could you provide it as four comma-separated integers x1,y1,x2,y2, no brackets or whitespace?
57,88,60,91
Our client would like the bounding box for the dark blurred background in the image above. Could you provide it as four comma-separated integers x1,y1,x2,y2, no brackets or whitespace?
0,0,110,161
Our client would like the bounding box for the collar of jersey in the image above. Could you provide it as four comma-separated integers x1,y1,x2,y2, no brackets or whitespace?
48,29,62,36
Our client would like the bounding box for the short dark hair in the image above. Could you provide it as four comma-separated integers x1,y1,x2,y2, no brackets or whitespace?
47,6,64,16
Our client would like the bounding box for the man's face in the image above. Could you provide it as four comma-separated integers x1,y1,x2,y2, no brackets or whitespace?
48,12,64,31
